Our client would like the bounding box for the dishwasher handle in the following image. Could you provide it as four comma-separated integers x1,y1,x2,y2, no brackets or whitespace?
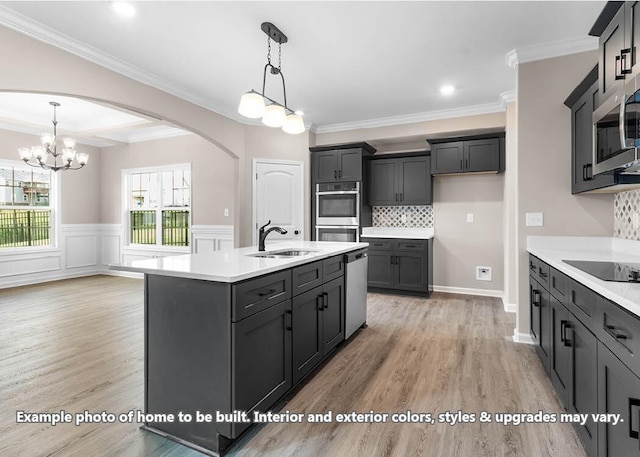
344,249,368,263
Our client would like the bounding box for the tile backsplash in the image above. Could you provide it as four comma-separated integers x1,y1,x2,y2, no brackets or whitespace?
614,190,640,240
372,205,434,228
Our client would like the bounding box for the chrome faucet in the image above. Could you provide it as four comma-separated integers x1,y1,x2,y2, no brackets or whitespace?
258,220,288,251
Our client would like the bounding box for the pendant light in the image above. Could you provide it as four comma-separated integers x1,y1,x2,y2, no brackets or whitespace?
238,22,305,135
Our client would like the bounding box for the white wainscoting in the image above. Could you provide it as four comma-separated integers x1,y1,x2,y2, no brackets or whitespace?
0,224,234,289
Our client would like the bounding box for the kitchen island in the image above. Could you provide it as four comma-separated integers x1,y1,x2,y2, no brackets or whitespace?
110,241,368,456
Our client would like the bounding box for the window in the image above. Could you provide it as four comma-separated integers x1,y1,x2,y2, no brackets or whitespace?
125,165,191,248
0,163,53,249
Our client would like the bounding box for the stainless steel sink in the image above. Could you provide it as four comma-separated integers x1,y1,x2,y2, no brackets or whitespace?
249,249,317,259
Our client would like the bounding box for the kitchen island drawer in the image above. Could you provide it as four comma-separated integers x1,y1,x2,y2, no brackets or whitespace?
598,298,640,378
529,254,549,286
292,261,323,297
232,270,291,321
322,255,344,282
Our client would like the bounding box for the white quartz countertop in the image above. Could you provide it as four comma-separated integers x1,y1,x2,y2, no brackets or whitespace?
109,241,369,283
361,227,434,239
527,236,640,317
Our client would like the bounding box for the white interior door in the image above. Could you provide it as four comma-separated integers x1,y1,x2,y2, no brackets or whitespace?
253,159,304,247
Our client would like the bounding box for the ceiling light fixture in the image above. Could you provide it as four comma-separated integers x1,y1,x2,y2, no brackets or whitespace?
111,1,136,18
440,85,455,96
238,22,305,135
18,102,89,172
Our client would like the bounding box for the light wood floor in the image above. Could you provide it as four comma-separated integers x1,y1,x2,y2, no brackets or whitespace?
0,276,586,457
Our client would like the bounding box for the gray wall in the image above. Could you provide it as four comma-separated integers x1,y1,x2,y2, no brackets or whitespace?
100,134,235,226
516,51,613,335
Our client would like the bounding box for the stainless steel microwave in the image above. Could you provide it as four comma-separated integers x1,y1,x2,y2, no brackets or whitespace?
592,90,640,175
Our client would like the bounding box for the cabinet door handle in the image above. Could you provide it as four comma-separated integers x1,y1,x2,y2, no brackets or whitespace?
529,262,536,272
564,326,573,347
258,288,276,297
323,292,329,310
560,320,567,343
399,193,403,202
405,244,416,248
538,268,548,279
532,290,540,307
629,398,640,439
622,48,633,74
460,158,463,170
338,170,341,179
465,158,469,169
606,324,629,341
616,54,626,80
334,170,337,179
285,309,292,331
586,163,593,181
395,193,398,202
582,164,587,181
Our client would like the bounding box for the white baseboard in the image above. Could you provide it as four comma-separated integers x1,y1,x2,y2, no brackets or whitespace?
512,330,535,344
433,285,503,298
503,301,517,313
101,269,143,280
0,269,99,289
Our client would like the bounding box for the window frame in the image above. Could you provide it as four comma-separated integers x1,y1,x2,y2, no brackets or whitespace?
122,163,192,252
0,159,60,254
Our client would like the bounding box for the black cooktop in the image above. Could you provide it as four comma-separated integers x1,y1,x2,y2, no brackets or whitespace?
563,260,640,283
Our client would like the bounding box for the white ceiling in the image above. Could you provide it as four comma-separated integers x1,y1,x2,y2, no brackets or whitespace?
0,1,606,132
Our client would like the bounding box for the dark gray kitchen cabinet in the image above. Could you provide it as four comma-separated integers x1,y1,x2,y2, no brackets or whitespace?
565,67,617,193
597,342,640,457
310,143,376,183
291,259,345,384
314,148,362,182
566,315,599,457
367,238,432,296
321,276,345,354
233,299,292,428
530,275,551,373
550,296,571,404
430,134,504,175
292,286,323,384
368,153,432,206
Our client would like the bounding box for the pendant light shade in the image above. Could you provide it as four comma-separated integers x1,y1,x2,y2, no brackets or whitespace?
262,103,286,127
238,91,266,119
282,113,305,134
237,22,305,134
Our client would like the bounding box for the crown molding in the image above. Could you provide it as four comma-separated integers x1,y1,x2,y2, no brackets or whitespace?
0,6,253,125
505,36,598,69
314,98,507,135
500,90,516,107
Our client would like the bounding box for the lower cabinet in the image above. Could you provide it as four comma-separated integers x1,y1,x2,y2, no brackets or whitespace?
233,299,292,432
598,343,640,457
292,277,345,384
530,277,551,373
529,254,640,457
367,237,432,295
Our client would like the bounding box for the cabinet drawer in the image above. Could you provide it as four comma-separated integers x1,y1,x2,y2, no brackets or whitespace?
566,280,599,326
292,261,323,297
598,299,640,378
233,270,291,321
549,267,568,304
323,255,344,282
528,255,539,280
395,240,426,251
535,259,550,288
364,238,392,250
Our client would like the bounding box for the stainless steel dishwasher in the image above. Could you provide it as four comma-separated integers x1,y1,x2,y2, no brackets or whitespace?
344,248,368,339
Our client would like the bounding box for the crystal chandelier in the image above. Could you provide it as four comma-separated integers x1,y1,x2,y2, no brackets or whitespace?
238,22,305,135
18,101,89,172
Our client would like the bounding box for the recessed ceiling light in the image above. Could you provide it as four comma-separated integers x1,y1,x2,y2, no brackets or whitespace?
295,110,304,116
440,85,455,96
111,2,136,18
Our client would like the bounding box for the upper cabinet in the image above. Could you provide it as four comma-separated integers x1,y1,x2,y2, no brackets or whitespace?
310,142,376,183
368,153,432,206
429,134,505,175
591,1,640,105
564,66,617,193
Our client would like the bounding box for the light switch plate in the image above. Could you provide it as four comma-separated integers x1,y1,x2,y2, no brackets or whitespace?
224,208,229,217
476,266,492,281
467,213,474,223
526,212,544,227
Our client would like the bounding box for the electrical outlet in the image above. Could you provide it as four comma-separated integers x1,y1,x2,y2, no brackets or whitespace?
401,214,407,224
476,266,492,281
526,212,544,227
224,208,229,217
467,213,474,223
634,212,640,229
